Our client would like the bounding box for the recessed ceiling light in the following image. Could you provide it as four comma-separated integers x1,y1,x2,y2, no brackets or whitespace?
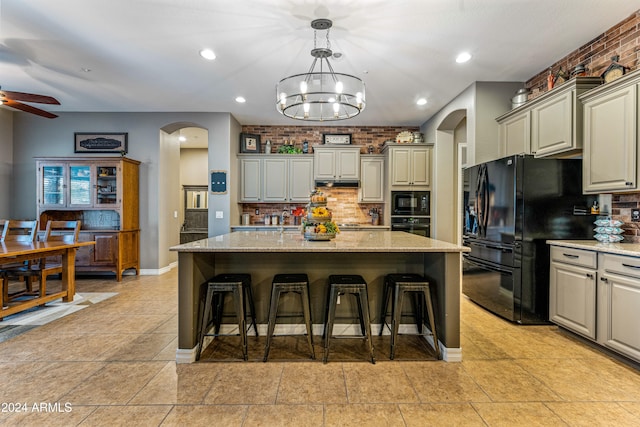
416,98,427,106
456,52,471,63
199,48,216,60
235,96,246,103
178,136,187,142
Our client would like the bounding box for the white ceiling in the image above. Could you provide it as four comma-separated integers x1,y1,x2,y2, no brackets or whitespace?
1,0,637,127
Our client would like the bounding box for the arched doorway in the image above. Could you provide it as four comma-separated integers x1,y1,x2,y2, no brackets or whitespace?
433,109,467,245
159,122,209,268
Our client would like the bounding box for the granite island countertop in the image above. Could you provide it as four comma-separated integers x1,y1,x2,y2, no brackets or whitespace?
171,230,469,253
547,240,640,257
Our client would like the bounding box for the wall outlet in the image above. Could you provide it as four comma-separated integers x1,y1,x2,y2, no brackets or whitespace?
215,211,223,219
632,209,640,222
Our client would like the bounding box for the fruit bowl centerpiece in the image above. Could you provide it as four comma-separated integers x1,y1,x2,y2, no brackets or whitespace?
303,189,340,241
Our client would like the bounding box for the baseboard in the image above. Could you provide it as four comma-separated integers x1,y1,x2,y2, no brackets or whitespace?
139,261,177,276
176,346,197,364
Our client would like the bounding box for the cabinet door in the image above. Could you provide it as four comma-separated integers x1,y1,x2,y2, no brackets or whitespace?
239,158,262,202
531,90,573,157
583,84,637,193
68,164,93,207
38,163,67,207
411,147,431,186
92,233,118,265
549,261,597,339
336,149,360,180
263,158,288,202
359,157,384,202
288,158,314,202
499,111,531,157
94,163,120,207
314,150,337,180
390,147,411,185
75,233,93,267
599,274,640,362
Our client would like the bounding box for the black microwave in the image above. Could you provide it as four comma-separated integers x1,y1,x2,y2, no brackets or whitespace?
391,191,430,216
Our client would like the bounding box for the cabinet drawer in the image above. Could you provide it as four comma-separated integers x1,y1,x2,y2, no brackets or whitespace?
550,246,597,269
601,253,640,279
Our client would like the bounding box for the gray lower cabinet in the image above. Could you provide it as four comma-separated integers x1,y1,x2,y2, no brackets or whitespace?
550,244,640,363
597,253,640,362
549,246,597,339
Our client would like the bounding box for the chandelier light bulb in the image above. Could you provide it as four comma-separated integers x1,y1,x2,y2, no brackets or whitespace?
356,92,363,108
300,81,308,94
303,102,310,118
279,93,287,109
335,81,343,94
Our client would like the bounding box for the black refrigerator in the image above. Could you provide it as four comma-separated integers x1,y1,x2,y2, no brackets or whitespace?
462,154,596,324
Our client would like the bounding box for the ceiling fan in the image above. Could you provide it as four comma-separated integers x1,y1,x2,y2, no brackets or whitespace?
0,87,60,118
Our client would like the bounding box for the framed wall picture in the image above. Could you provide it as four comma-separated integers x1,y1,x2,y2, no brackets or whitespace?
240,133,261,153
323,133,352,145
74,132,128,154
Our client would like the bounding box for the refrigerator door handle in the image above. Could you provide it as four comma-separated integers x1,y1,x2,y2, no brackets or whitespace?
463,255,513,275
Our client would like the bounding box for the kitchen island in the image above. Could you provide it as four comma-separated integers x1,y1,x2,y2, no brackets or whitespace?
170,230,469,363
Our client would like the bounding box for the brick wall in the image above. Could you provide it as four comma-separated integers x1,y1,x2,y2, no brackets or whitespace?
241,125,419,154
241,188,384,226
526,10,640,99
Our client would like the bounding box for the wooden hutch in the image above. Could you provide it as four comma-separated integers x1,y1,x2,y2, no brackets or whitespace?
35,156,140,281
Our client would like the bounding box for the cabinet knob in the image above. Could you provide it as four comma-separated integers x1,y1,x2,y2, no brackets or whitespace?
586,273,594,279
600,277,608,283
626,182,633,186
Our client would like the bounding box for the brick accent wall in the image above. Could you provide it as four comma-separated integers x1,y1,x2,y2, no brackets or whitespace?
526,10,640,99
241,125,419,154
612,195,640,243
241,188,384,226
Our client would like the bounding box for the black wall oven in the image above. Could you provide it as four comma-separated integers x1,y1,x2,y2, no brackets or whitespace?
391,216,430,237
391,191,430,216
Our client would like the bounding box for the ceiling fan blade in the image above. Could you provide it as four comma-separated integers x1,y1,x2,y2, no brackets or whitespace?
0,90,60,105
3,99,58,118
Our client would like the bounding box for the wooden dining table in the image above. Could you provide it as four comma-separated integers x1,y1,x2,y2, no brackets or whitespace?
1,240,94,319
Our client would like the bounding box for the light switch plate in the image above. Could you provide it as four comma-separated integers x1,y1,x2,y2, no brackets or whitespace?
215,211,223,219
632,209,640,222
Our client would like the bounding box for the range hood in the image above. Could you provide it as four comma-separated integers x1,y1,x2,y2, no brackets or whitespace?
314,180,360,188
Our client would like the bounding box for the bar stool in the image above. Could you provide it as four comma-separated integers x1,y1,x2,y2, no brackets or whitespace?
197,273,257,361
323,274,375,364
263,273,315,362
379,273,440,360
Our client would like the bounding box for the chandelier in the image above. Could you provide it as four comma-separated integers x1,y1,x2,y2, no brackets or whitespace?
276,19,366,121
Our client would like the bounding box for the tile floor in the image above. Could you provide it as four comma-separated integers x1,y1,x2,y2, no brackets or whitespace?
1,269,640,426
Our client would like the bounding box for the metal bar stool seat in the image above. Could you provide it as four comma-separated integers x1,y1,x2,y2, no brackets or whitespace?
323,274,375,364
379,273,440,360
197,273,257,361
263,273,315,362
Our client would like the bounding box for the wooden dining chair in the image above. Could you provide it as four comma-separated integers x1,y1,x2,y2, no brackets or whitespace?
3,220,80,302
0,219,8,242
1,220,38,302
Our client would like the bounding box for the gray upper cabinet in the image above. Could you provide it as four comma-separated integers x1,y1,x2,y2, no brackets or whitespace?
580,69,639,193
499,110,530,158
239,155,314,203
359,156,384,202
383,144,431,188
313,145,360,181
497,77,601,159
239,157,262,202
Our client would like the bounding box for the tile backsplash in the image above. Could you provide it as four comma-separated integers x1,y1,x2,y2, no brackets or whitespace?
240,187,383,226
612,193,640,242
